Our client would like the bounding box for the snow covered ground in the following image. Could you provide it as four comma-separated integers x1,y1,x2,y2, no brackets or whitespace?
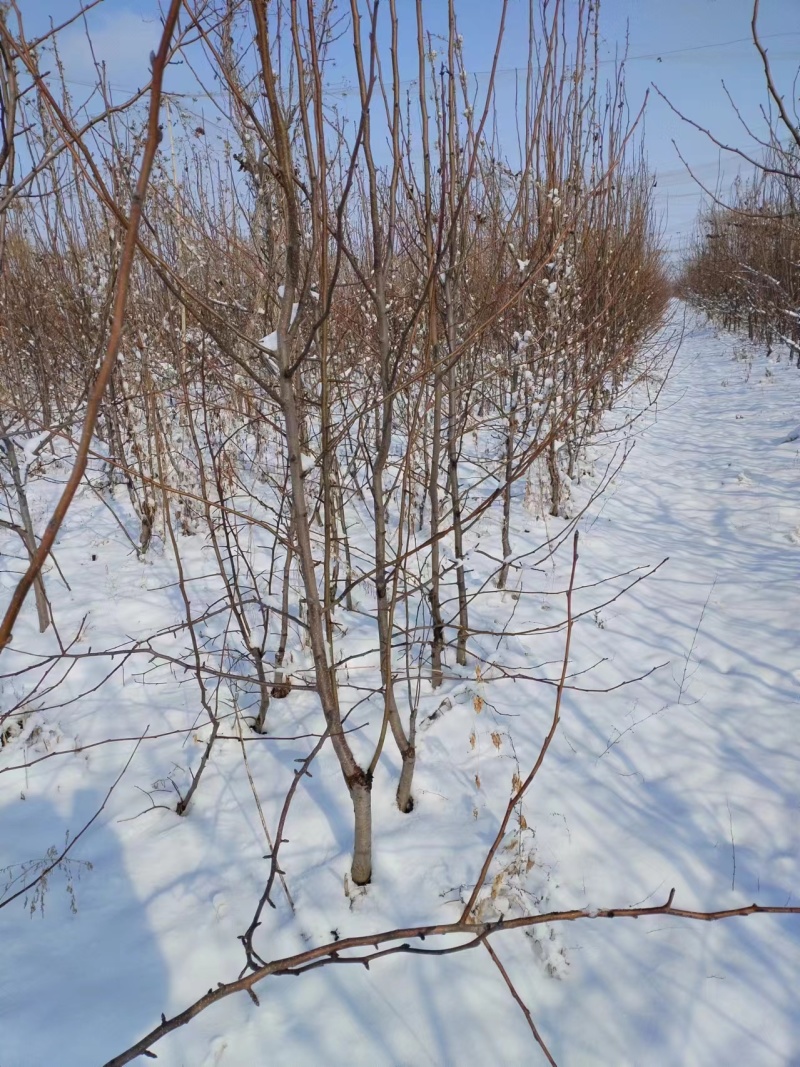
2,307,799,1066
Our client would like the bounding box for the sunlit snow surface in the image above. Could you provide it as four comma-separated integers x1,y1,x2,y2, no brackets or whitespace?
1,307,799,1065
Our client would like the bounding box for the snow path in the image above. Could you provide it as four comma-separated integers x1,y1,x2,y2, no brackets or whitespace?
528,312,800,1065
1,309,799,1066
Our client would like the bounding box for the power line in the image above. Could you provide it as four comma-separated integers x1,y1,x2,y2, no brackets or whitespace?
619,29,800,64
48,29,800,103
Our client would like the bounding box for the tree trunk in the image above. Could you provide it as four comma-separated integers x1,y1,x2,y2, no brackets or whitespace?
428,371,445,687
445,285,469,667
1,431,49,633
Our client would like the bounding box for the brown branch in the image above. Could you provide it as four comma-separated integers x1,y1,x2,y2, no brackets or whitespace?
653,85,799,183
751,0,800,152
484,940,558,1066
0,0,184,654
102,887,800,1067
461,530,579,921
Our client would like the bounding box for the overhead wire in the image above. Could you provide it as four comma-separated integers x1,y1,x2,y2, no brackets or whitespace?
43,29,800,103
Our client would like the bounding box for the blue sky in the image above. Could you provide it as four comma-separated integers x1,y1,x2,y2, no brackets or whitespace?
15,0,800,257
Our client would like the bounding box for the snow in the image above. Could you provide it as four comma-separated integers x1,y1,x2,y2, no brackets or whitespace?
260,300,300,353
2,309,799,1065
259,329,280,352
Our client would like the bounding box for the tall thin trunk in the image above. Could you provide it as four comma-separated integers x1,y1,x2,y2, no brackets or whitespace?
349,0,415,813
0,429,49,633
445,282,469,667
497,362,518,590
370,321,416,812
271,534,293,699
548,436,561,516
416,0,444,689
428,371,445,686
281,370,373,883
252,0,372,883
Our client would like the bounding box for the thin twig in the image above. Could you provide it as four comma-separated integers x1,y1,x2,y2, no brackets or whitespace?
461,530,580,921
484,940,557,1066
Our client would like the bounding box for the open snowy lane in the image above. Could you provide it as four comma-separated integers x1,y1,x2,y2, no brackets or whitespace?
526,310,800,1065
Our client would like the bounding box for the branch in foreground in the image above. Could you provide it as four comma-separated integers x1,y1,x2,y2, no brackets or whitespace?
102,888,800,1067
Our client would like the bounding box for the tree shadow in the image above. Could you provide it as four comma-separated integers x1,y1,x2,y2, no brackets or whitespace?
0,787,168,1066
